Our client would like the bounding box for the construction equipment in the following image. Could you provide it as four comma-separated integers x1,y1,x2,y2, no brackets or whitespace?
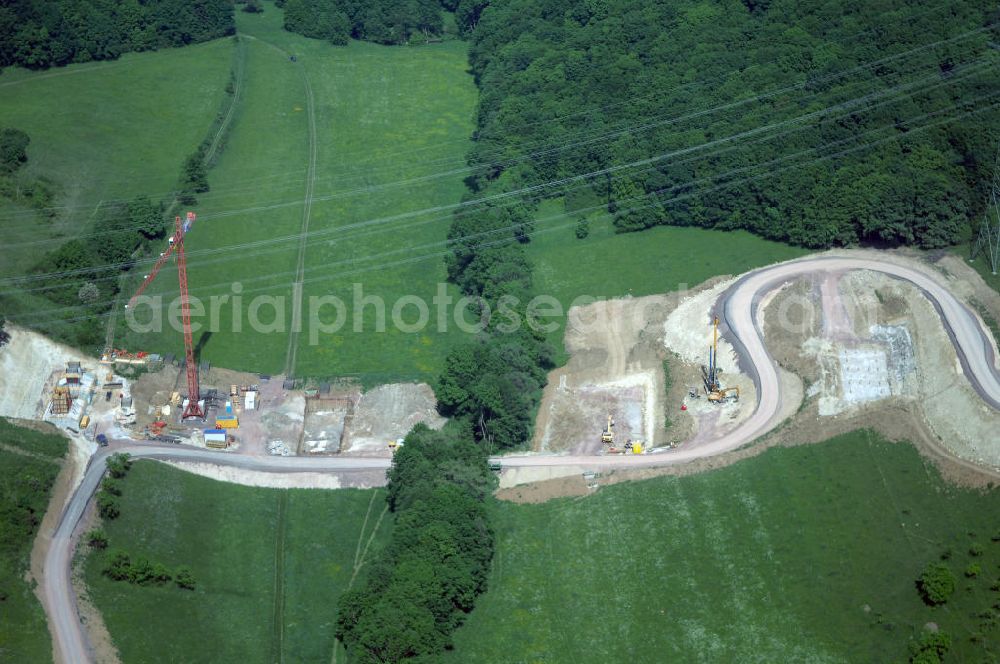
624,440,644,454
51,386,72,415
100,349,149,365
707,386,740,403
702,316,722,394
702,316,740,404
600,414,615,444
126,212,204,419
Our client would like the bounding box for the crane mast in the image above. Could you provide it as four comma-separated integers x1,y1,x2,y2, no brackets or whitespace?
704,316,721,393
127,212,204,419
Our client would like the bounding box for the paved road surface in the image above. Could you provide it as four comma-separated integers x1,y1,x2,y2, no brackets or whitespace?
43,255,1000,663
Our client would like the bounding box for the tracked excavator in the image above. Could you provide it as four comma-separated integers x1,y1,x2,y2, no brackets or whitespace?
702,316,740,404
601,414,615,444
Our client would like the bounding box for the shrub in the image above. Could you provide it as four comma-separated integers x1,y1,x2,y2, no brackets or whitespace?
100,478,122,496
175,566,196,590
106,453,132,479
97,492,120,519
574,217,590,239
969,542,984,557
908,629,951,663
128,558,155,585
918,563,956,606
966,563,981,578
0,128,30,173
151,563,173,586
103,550,132,581
86,529,108,549
77,282,101,304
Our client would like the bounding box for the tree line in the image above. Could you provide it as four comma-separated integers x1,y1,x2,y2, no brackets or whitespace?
87,455,198,592
463,0,1000,249
335,423,496,660
434,196,554,450
0,0,234,71
17,37,236,351
277,0,489,45
29,195,165,349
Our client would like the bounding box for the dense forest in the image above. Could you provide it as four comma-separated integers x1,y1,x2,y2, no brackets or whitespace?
278,0,488,45
436,196,554,450
336,423,496,660
434,0,1000,457
280,0,442,45
0,0,234,70
463,0,1000,249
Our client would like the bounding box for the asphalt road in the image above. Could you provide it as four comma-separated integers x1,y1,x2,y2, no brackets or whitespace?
42,255,1000,663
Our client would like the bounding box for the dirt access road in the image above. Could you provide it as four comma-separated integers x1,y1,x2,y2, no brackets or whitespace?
40,253,1000,663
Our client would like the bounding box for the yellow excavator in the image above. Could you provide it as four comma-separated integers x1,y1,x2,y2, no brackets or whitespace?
601,414,615,444
703,316,740,404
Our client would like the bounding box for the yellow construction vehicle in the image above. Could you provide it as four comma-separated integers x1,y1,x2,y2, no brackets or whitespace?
707,386,740,403
601,415,615,444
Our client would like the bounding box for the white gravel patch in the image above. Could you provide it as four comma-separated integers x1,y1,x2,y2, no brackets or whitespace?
603,371,657,444
161,461,343,489
0,326,94,419
663,278,738,367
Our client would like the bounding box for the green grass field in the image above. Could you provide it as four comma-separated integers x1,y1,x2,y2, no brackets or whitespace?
965,251,1000,293
1,0,812,383
119,3,807,383
82,461,391,663
0,418,68,663
121,5,477,382
528,198,807,357
449,431,1000,662
0,38,234,333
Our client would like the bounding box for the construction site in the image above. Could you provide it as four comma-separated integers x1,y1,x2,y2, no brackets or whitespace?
4,204,759,476
0,213,445,462
521,249,1000,495
3,213,999,483
532,284,756,460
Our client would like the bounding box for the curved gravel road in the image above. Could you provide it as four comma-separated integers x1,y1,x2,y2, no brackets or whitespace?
43,255,1000,663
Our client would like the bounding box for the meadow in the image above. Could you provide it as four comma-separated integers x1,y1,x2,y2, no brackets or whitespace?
448,430,1000,662
3,2,816,384
117,4,809,383
122,5,478,383
0,418,68,664
527,198,807,357
82,461,391,663
0,39,234,328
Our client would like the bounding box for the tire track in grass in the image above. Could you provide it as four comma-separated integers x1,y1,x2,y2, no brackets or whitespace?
332,492,389,664
271,491,289,664
107,36,244,350
284,63,317,378
349,505,389,588
204,36,247,166
353,491,377,570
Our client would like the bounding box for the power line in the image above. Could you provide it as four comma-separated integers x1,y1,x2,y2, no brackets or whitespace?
4,55,991,292
11,92,1000,326
0,19,991,228
971,142,1000,274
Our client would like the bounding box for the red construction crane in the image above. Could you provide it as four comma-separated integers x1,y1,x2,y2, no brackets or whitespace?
126,212,204,419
